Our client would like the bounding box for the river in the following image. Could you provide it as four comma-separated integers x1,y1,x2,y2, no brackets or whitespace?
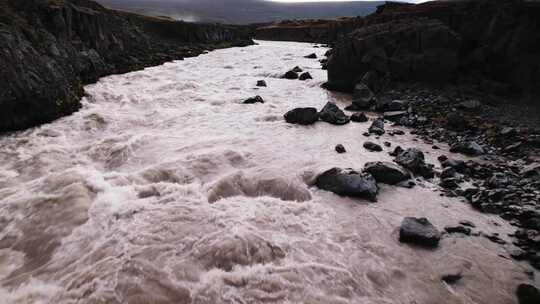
0,41,532,303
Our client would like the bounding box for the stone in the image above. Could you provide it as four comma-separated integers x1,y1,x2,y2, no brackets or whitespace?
243,95,264,104
441,270,463,284
284,70,299,79
363,161,410,185
351,112,368,122
450,141,485,156
292,66,303,73
458,99,482,111
352,83,375,109
335,144,346,153
444,225,471,235
256,80,267,87
516,284,540,304
399,217,441,247
304,53,317,59
395,148,434,178
384,111,407,121
315,168,378,202
319,102,350,125
368,118,385,135
364,141,383,152
521,163,540,179
284,107,319,125
299,72,313,80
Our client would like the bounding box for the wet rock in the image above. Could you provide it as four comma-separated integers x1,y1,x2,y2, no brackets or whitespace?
284,70,299,79
352,83,375,109
368,118,385,135
243,95,264,104
444,225,471,235
395,148,434,178
351,112,368,123
292,66,303,73
284,107,319,125
315,168,378,202
364,141,383,152
304,53,317,59
450,141,485,156
299,72,313,81
440,178,460,189
335,144,346,154
256,80,267,87
516,284,540,304
383,141,391,147
441,269,463,284
399,217,441,247
319,102,350,125
384,111,407,121
389,146,404,157
363,161,410,185
440,167,456,179
441,159,467,173
459,220,476,228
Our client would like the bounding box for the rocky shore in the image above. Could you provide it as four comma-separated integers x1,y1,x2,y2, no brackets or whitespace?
0,0,252,133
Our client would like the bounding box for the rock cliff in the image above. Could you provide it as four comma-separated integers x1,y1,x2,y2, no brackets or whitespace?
325,0,540,98
0,0,253,132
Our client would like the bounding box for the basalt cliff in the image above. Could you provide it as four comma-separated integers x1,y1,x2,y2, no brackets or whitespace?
0,0,252,133
257,0,540,99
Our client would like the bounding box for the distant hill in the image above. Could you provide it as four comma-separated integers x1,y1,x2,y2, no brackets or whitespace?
96,0,384,24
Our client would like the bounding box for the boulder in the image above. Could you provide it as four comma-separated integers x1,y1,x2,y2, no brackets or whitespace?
517,284,540,304
450,141,485,156
284,107,319,125
304,53,317,59
319,102,350,125
256,80,267,87
351,112,369,122
399,217,441,247
284,70,299,79
335,144,346,154
363,141,383,152
368,118,385,135
395,148,434,178
243,95,264,104
352,83,375,109
363,161,410,184
384,111,408,121
315,168,378,202
292,66,303,73
444,225,471,235
299,72,313,80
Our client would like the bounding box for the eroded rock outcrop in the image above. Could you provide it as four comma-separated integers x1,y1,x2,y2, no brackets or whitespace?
0,0,253,132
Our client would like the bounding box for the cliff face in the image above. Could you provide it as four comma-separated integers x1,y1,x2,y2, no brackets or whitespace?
325,0,540,97
254,18,365,44
0,0,253,133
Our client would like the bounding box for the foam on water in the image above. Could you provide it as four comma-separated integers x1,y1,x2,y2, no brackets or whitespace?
0,41,533,303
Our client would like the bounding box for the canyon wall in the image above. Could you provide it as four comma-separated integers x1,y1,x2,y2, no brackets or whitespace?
0,0,253,132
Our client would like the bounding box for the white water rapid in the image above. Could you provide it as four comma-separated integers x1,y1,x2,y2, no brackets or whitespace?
0,41,533,304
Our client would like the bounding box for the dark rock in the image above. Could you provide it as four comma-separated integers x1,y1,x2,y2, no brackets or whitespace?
304,53,317,59
363,161,410,185
517,284,540,304
315,168,378,202
384,111,408,121
399,217,441,247
438,155,448,163
364,141,383,152
441,270,463,284
299,72,313,81
521,163,540,179
440,178,460,189
459,220,476,228
446,112,468,130
352,83,375,109
383,141,391,147
395,148,434,178
256,80,267,87
335,144,346,154
440,167,456,179
350,112,368,123
450,141,485,156
458,100,482,111
368,118,385,135
284,107,319,125
444,226,471,235
441,159,467,172
284,70,299,79
389,146,404,157
292,66,303,73
319,102,350,125
243,95,264,104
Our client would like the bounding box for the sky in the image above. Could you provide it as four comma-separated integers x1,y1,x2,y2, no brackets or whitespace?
270,0,429,3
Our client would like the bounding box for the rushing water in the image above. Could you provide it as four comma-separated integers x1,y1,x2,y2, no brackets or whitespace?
0,41,533,303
